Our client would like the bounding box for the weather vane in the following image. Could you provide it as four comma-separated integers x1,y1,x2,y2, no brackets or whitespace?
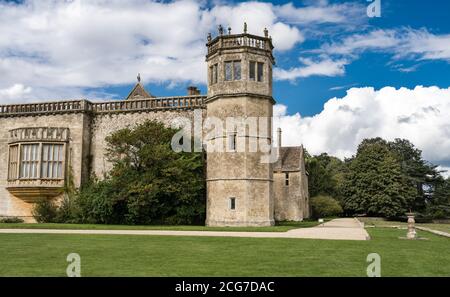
137,73,141,83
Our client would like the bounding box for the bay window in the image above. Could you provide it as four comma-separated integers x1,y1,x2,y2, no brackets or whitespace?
8,142,65,181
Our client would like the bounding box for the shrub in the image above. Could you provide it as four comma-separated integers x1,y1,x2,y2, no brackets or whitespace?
310,195,343,218
0,217,24,223
426,204,450,220
32,199,59,223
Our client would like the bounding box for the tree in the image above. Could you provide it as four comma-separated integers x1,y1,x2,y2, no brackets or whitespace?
388,138,440,212
305,153,345,199
426,177,450,219
341,138,416,217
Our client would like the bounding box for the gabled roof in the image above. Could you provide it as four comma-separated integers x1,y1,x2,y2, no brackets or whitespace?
126,82,154,100
274,146,305,172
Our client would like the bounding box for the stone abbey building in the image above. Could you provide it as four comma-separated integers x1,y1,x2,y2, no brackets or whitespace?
0,27,309,225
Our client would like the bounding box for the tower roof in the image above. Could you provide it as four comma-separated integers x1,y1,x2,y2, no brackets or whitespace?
206,24,275,63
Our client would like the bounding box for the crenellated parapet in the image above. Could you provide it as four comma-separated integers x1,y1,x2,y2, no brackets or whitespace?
206,33,274,61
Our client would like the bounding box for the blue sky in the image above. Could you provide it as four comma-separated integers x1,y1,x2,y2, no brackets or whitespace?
103,0,450,117
0,0,449,173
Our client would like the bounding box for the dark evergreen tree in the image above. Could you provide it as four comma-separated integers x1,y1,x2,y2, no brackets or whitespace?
341,139,416,217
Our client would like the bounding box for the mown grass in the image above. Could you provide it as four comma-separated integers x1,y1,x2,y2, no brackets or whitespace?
0,220,322,232
359,218,450,233
0,228,448,276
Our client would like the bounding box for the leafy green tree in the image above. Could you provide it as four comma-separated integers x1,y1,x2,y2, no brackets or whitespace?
341,138,416,217
305,153,345,199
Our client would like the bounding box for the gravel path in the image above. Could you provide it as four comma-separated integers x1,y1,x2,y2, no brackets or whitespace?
0,218,370,241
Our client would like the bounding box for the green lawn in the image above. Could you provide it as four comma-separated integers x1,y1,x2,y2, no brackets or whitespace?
0,220,322,232
0,228,448,276
359,218,450,233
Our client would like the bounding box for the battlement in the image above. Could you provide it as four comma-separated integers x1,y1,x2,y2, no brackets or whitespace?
0,95,206,117
207,33,274,58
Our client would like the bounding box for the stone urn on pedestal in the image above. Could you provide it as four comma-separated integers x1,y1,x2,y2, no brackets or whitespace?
406,212,417,239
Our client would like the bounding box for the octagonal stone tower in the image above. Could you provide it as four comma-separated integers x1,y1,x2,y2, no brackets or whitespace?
205,25,276,226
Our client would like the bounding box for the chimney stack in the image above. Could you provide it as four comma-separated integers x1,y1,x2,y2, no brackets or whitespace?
187,86,200,95
277,127,282,149
277,128,282,163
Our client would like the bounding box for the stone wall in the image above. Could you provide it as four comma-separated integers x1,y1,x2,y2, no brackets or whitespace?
90,109,201,178
0,97,205,222
273,170,310,221
274,171,302,221
0,113,91,222
205,96,274,226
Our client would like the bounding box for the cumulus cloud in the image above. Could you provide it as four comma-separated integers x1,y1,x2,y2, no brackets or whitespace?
0,0,209,95
274,86,450,166
0,0,313,102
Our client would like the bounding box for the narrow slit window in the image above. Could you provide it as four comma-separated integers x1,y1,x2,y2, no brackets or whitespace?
249,61,256,81
285,172,289,186
210,64,218,84
225,61,233,81
210,66,214,84
229,197,236,210
234,61,241,80
229,133,237,151
257,62,264,82
8,145,19,180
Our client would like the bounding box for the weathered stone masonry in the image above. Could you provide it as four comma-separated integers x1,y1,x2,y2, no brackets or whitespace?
0,97,204,222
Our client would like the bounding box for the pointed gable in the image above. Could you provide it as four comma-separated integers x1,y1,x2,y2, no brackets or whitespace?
126,83,154,100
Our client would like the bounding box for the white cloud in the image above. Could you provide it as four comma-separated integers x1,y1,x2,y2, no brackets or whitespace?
319,28,450,62
274,27,450,82
275,1,366,25
0,0,311,102
320,29,400,56
274,86,450,166
437,166,450,179
0,84,32,102
0,0,208,93
274,57,348,80
399,29,450,62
